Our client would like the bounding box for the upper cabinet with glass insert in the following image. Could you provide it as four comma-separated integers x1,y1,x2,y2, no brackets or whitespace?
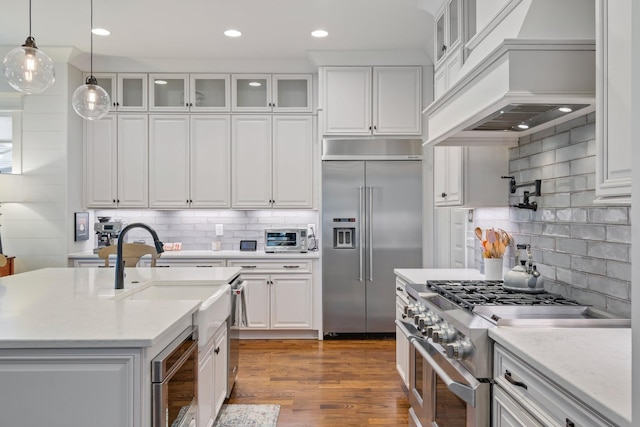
149,74,189,111
88,73,148,111
190,74,231,112
435,0,462,65
149,74,231,112
232,74,312,112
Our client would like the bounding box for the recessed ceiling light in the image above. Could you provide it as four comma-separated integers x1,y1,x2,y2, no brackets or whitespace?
558,107,572,113
248,81,262,87
154,80,168,85
517,123,529,130
311,29,329,38
91,28,111,36
224,29,242,38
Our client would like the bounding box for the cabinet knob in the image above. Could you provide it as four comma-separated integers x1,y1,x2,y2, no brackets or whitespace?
442,45,447,53
214,347,220,355
565,419,575,427
441,192,447,198
112,199,116,203
373,125,377,130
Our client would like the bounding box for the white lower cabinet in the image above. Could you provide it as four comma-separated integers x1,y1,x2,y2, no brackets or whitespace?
0,349,141,427
493,344,614,427
198,323,228,427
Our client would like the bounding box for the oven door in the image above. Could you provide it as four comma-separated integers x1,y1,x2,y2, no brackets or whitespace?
409,336,490,427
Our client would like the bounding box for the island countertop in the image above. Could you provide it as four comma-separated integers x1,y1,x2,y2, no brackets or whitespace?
0,267,240,349
490,327,631,427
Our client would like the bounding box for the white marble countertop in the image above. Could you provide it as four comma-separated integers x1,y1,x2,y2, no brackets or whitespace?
0,267,241,349
489,327,631,427
68,249,320,259
394,268,485,284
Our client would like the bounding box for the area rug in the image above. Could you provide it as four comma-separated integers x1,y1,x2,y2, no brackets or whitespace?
213,404,280,427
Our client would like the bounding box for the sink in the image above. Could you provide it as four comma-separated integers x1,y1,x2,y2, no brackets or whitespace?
116,281,231,349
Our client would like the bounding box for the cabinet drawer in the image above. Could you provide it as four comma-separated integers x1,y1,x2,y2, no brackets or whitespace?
494,345,614,427
227,259,312,274
140,259,226,268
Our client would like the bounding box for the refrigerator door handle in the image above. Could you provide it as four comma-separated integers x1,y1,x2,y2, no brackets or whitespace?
368,185,373,281
358,186,364,282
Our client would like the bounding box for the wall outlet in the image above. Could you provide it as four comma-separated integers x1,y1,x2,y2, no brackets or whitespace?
307,224,316,237
215,224,224,236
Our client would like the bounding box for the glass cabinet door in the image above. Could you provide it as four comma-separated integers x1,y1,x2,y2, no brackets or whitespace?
189,74,230,112
149,74,189,111
88,73,116,110
448,0,460,49
232,74,271,112
272,75,312,112
117,73,147,111
436,11,446,62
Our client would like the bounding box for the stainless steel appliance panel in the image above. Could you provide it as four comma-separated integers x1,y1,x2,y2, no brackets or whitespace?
322,160,422,334
365,161,422,332
322,161,367,333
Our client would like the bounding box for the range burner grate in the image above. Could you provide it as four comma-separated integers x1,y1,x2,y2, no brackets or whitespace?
426,280,582,311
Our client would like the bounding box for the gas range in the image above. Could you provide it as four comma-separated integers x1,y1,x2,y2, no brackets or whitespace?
401,280,627,378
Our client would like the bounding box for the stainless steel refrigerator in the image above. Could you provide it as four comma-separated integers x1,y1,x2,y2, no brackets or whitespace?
322,139,423,335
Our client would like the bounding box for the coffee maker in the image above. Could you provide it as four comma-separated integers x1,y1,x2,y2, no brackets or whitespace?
93,216,123,253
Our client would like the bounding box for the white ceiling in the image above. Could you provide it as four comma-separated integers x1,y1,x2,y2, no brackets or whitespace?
0,0,437,66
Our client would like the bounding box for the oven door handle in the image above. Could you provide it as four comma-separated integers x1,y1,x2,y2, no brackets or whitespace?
410,337,480,407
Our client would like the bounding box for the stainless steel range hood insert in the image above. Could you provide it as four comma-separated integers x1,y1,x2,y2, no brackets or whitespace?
466,103,591,132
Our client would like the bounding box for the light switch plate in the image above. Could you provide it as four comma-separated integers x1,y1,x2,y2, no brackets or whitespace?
215,224,224,236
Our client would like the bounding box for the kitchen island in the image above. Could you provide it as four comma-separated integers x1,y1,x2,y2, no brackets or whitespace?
0,266,240,427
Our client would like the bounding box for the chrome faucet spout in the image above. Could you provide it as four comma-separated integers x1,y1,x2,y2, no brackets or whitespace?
115,223,164,290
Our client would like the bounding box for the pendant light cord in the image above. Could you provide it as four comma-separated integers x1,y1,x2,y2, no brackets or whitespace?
90,0,94,76
28,0,32,37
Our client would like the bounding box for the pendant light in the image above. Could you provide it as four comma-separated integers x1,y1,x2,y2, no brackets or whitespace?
72,0,110,120
2,0,56,94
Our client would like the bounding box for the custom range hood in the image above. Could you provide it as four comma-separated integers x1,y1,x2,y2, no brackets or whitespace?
423,1,596,146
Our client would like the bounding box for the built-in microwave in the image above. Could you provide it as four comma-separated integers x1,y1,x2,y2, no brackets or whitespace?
265,228,308,253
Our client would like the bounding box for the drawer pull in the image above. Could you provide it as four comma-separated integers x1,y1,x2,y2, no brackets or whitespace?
196,265,213,268
283,265,300,269
504,370,527,389
566,419,575,427
241,265,257,269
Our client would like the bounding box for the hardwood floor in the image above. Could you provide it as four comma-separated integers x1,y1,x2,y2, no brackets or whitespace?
227,339,410,426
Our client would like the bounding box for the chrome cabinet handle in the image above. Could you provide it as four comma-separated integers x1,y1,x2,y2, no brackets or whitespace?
504,370,528,389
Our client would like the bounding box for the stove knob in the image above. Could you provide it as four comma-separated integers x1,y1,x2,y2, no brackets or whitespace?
404,304,415,317
419,312,438,330
446,339,473,360
413,313,426,326
433,324,458,345
426,326,441,340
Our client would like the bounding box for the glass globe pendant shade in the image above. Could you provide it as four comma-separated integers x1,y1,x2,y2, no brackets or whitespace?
3,37,55,94
72,76,110,120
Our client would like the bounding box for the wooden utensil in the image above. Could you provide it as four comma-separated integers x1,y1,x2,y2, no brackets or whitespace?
475,227,483,241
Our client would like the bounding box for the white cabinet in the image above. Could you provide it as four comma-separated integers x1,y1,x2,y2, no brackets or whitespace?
149,73,189,111
595,0,631,204
434,48,463,99
433,146,508,207
493,344,614,427
89,73,148,111
321,66,421,136
149,115,231,208
198,322,228,427
189,74,231,112
232,115,313,209
85,114,148,208
232,74,312,112
435,0,462,65
227,260,313,330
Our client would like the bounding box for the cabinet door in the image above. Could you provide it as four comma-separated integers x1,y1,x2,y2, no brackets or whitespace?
117,115,149,208
272,116,313,208
232,74,272,112
149,74,189,111
596,0,632,203
212,324,228,415
434,65,448,100
198,343,215,427
433,147,449,206
231,115,272,208
149,115,190,208
448,0,461,51
493,385,544,427
190,74,230,112
445,146,463,205
88,73,117,110
322,67,372,135
373,67,421,135
272,74,312,112
85,115,117,208
117,73,147,111
190,115,231,208
270,274,312,329
435,9,446,62
243,275,270,329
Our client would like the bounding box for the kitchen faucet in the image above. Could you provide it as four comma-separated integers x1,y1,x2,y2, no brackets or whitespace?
115,223,165,289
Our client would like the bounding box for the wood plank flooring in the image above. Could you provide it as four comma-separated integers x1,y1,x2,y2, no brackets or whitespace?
227,339,410,426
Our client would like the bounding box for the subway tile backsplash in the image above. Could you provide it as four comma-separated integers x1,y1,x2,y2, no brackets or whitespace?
93,209,319,251
472,113,632,317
